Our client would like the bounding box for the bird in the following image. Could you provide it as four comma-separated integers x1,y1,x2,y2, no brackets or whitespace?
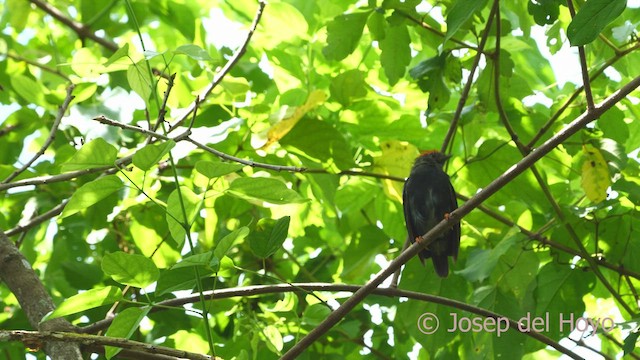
402,150,460,277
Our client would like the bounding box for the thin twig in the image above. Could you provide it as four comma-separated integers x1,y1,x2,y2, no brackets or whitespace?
4,200,68,238
280,74,640,359
0,124,19,137
491,1,530,153
151,73,177,135
566,0,595,111
29,0,118,51
527,20,640,148
441,0,498,153
570,337,614,360
457,193,640,280
397,11,481,53
168,0,266,133
6,52,71,81
2,85,75,183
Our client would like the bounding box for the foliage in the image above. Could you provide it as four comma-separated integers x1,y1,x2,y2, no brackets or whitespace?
1,0,640,359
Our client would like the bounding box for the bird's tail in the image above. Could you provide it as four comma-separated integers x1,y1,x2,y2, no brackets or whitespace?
431,256,449,277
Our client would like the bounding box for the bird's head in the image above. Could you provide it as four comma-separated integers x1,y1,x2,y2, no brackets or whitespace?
414,150,451,167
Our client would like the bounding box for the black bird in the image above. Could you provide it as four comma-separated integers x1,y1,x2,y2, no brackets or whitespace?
402,151,460,277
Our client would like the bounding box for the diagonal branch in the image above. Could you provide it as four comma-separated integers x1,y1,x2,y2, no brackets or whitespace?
280,74,640,359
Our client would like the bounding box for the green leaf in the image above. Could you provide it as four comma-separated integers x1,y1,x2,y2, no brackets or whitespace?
249,216,290,258
280,118,355,170
172,251,219,271
330,69,368,106
623,331,640,355
60,175,123,218
156,266,214,296
71,48,105,78
166,187,201,245
195,160,245,178
567,0,626,46
174,44,213,61
104,43,130,66
323,11,371,61
379,22,411,86
102,252,159,288
258,2,308,46
367,10,386,41
133,141,175,171
457,233,519,282
61,138,118,171
127,61,154,102
228,178,306,205
445,0,488,42
43,286,123,321
263,325,284,353
214,227,250,260
303,303,331,326
527,0,563,26
105,307,150,359
5,0,31,32
10,74,45,105
532,263,595,339
409,53,451,110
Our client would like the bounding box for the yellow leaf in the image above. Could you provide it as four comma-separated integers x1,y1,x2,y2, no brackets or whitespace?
372,140,420,202
261,90,327,149
581,144,611,203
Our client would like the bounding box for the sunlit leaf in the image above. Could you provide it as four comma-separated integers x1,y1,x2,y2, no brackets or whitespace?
249,216,290,258
133,141,175,171
323,11,370,61
61,138,118,172
372,140,419,202
567,0,626,46
43,286,123,321
102,251,160,288
166,187,201,245
228,178,306,205
581,143,611,203
261,90,327,149
105,307,150,359
60,175,123,218
195,161,245,178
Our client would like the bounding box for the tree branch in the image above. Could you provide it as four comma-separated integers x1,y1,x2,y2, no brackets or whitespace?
0,231,82,358
566,0,595,111
4,200,67,238
29,0,118,51
0,330,215,360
